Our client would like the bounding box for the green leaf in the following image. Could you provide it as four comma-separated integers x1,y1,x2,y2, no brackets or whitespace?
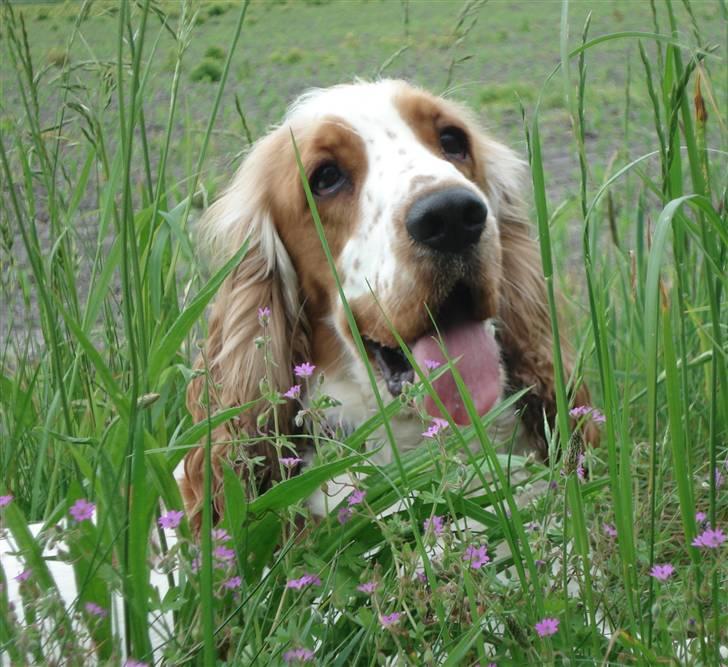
148,239,249,382
247,455,360,515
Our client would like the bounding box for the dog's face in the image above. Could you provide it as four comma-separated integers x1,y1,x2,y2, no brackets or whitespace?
184,79,593,525
210,80,524,424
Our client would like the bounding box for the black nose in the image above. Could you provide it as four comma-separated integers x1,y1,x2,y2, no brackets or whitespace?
405,187,487,253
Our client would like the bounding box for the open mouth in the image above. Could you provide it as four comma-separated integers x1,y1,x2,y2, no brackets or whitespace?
363,283,502,425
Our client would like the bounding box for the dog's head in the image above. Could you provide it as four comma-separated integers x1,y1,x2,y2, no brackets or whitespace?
183,80,593,524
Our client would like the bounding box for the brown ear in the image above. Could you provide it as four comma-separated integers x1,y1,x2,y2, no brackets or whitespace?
182,135,310,531
473,130,596,456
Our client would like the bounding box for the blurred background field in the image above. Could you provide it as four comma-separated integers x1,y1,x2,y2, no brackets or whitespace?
2,0,724,343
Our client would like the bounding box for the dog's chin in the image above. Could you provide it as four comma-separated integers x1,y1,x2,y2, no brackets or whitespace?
362,282,503,425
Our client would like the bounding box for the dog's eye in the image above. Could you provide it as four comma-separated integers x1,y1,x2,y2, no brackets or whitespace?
439,127,469,160
310,163,346,196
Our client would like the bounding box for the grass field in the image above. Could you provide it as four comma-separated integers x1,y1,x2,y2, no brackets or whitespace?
1,0,727,665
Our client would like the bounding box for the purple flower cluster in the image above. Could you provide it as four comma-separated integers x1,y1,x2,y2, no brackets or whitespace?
69,499,95,522
535,617,559,637
602,523,618,539
337,489,365,523
84,602,108,618
357,581,377,594
213,528,231,542
380,611,401,628
284,384,301,399
649,563,675,581
463,544,490,569
286,573,321,590
280,457,303,469
691,527,725,549
347,489,366,507
422,417,449,439
576,453,587,480
294,362,316,378
283,648,315,663
257,306,271,325
0,494,13,508
423,515,445,536
213,545,236,561
569,405,606,424
158,510,184,529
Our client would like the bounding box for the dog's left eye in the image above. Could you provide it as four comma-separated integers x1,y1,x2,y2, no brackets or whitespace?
439,126,469,160
310,163,346,196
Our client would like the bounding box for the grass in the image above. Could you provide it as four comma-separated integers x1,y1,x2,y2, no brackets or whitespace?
0,0,726,664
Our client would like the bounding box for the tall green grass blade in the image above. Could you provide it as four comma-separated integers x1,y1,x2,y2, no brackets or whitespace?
147,239,249,382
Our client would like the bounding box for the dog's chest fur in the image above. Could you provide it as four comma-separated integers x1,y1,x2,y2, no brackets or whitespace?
302,366,534,517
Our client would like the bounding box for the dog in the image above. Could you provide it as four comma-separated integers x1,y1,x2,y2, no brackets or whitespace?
181,79,594,528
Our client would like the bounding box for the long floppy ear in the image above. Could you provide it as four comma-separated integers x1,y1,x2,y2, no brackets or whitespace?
474,132,597,457
182,132,310,530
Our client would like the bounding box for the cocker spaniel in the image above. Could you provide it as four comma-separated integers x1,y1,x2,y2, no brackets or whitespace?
182,79,593,527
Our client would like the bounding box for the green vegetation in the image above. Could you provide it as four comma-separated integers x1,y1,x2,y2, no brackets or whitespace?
190,57,223,82
0,0,725,664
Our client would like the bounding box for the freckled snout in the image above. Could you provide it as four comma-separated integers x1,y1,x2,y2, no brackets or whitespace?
405,187,488,254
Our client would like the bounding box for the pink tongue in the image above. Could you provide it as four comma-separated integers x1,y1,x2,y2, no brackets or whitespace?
412,321,502,426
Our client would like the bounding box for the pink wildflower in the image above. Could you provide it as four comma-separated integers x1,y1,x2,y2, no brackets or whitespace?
257,307,271,325
422,417,449,439
283,648,315,663
337,507,352,524
691,527,726,549
535,617,559,637
84,602,108,618
576,453,586,480
124,660,148,667
213,546,236,561
212,528,231,542
603,523,618,538
69,499,95,522
293,362,315,378
463,544,490,569
357,581,377,594
158,510,184,529
0,494,13,508
649,563,675,581
347,489,366,507
423,515,444,536
284,384,301,399
286,573,321,590
695,511,707,524
15,569,31,583
424,359,441,370
380,611,401,628
569,405,606,424
223,576,242,590
280,456,303,468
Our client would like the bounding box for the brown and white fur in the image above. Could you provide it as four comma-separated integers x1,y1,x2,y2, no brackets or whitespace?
182,79,594,528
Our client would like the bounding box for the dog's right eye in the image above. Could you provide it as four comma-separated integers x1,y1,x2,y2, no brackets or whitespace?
310,163,346,196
